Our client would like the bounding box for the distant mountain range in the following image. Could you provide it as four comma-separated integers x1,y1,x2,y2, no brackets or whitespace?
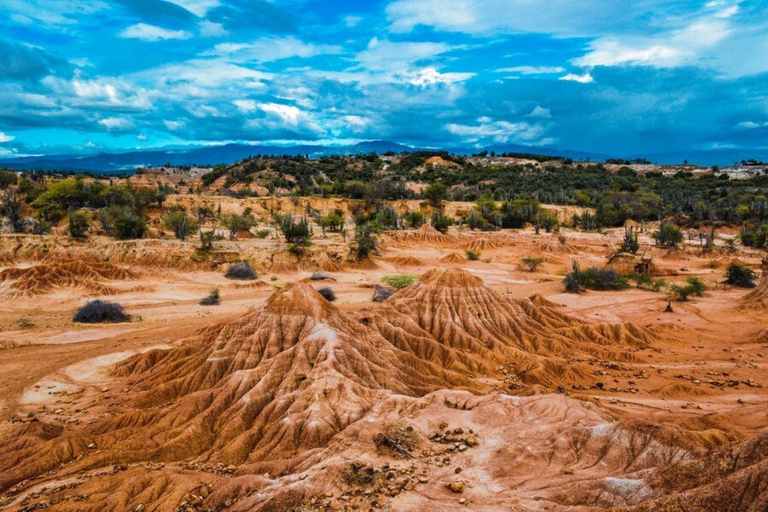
0,140,764,174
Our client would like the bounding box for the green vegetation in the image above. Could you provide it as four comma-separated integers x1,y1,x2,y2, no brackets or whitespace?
381,274,417,290
669,276,706,301
521,257,544,272
725,262,757,288
200,288,221,306
652,222,684,248
275,214,312,254
621,225,639,254
630,273,667,291
431,211,453,233
163,209,199,241
221,212,257,239
68,209,90,238
98,205,146,240
564,262,630,292
465,250,481,261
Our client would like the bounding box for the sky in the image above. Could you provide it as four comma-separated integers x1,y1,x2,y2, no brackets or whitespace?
0,0,767,159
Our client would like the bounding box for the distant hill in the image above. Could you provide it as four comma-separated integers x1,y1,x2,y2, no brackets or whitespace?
0,140,765,173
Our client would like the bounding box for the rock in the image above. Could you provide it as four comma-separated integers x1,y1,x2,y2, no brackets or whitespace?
458,444,468,452
447,482,464,494
372,285,395,302
418,477,429,484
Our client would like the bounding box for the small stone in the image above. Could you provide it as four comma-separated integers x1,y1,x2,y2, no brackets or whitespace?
458,445,468,452
418,477,429,484
459,498,467,504
447,482,464,494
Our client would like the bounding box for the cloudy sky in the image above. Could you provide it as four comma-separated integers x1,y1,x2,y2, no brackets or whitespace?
0,0,767,158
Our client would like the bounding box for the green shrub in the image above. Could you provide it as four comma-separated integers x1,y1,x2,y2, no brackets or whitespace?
200,288,221,306
630,273,667,291
725,262,757,288
0,170,17,189
402,210,426,228
521,257,544,272
381,274,417,290
653,222,684,248
68,209,90,238
221,212,257,239
98,206,146,240
255,229,270,239
465,250,481,261
669,277,706,301
564,262,629,292
431,211,453,234
319,209,345,232
163,210,199,241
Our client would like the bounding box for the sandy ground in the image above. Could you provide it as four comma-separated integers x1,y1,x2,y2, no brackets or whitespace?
0,209,767,511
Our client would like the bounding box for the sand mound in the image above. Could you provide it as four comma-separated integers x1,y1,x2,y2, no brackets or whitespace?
537,235,581,254
360,268,654,389
392,225,452,245
628,432,768,511
386,255,422,267
605,253,662,276
461,235,511,252
0,284,474,493
739,277,768,310
321,260,345,272
440,252,467,264
0,257,136,297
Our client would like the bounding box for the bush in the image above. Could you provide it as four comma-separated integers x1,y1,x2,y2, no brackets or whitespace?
73,300,131,323
521,257,543,272
653,222,684,248
225,261,256,280
319,209,345,232
1,189,23,233
402,210,426,229
221,212,257,239
465,250,480,261
255,229,270,239
0,170,16,189
98,206,146,240
564,262,629,292
630,273,667,291
68,209,90,238
431,211,453,233
354,224,378,259
669,277,706,301
381,274,416,290
317,286,336,302
725,262,757,288
163,210,199,241
200,288,221,305
275,214,312,254
621,226,639,254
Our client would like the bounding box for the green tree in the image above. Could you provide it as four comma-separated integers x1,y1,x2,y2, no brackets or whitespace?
163,210,199,241
68,209,90,238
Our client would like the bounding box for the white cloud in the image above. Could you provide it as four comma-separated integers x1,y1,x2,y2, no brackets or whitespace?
99,117,134,130
165,0,219,17
42,76,152,109
257,103,305,125
120,23,191,42
496,66,565,75
527,106,551,118
559,72,594,84
164,120,185,131
398,67,475,86
344,15,363,27
385,0,675,37
446,117,545,144
735,121,768,130
356,37,454,73
208,36,342,63
199,20,227,37
233,99,257,113
0,132,15,143
136,134,147,141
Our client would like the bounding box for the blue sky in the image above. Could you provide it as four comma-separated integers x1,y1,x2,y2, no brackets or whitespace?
0,0,767,158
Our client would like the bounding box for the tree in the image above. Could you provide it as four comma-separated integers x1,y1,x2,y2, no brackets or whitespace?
275,214,312,254
726,262,757,288
221,212,257,240
1,189,23,233
621,226,639,254
163,210,199,241
431,211,453,233
652,222,684,248
521,257,544,272
0,170,17,189
98,206,147,240
424,182,448,208
68,209,90,238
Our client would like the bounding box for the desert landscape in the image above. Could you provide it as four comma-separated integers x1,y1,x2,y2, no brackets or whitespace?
0,156,767,511
2,1,768,509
